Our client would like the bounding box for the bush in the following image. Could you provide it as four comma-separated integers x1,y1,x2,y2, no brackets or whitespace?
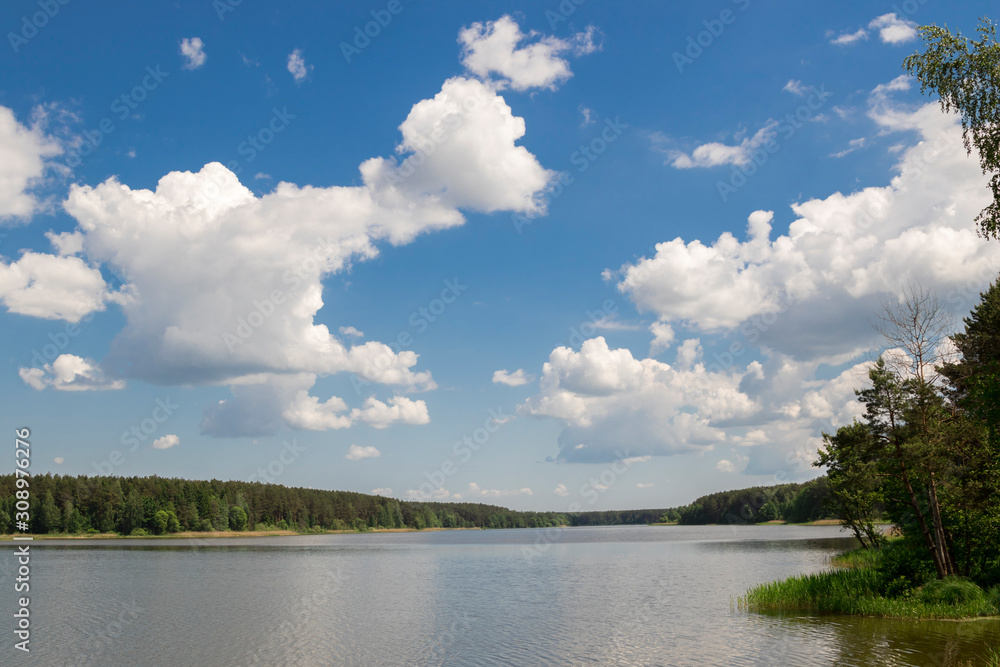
986,585,1000,614
874,540,934,596
129,527,148,537
918,577,985,606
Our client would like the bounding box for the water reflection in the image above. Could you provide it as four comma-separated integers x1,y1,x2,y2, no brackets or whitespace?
3,526,997,666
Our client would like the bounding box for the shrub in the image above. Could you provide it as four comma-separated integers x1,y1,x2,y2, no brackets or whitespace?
129,527,148,537
874,540,934,596
986,585,1000,615
918,577,985,606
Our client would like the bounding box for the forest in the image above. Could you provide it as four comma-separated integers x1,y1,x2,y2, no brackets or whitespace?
0,470,837,536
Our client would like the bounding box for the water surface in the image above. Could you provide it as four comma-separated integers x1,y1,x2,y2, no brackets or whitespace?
3,525,997,665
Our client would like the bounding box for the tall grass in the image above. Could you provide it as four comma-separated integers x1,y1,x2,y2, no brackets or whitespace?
738,545,1000,619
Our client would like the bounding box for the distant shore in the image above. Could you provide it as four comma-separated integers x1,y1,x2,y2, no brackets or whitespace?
0,526,483,540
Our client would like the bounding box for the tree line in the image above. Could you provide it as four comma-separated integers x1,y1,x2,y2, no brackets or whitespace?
0,470,841,536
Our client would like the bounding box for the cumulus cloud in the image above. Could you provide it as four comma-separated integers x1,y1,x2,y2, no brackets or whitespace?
287,48,311,82
53,457,64,464
611,86,1000,362
152,434,180,450
345,444,381,460
554,483,570,497
282,388,429,432
339,326,363,338
829,14,916,46
716,459,737,473
371,487,393,496
521,335,870,468
521,337,756,462
0,105,62,221
33,57,554,436
636,482,654,489
179,37,206,70
666,121,778,169
459,15,599,91
19,354,125,391
492,368,533,386
868,13,917,44
0,252,109,322
361,76,556,215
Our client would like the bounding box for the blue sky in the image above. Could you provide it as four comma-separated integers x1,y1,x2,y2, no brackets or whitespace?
2,1,998,511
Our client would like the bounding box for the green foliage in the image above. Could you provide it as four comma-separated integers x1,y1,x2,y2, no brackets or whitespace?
740,545,996,619
905,19,1000,240
130,527,148,537
917,577,986,606
152,510,169,535
228,506,248,531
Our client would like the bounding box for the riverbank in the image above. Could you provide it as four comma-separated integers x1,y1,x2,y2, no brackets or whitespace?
738,541,1000,620
0,526,482,540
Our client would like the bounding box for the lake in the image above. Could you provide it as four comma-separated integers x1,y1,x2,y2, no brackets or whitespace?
3,525,998,665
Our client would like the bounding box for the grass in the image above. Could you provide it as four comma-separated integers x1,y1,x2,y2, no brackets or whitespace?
738,543,1000,620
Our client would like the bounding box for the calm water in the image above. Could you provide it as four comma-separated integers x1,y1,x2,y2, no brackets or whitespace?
2,525,998,666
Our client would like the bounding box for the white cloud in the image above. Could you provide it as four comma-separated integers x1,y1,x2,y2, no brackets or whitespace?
339,326,363,338
287,48,311,82
521,337,756,462
666,121,778,169
405,486,457,501
465,482,533,498
649,322,675,355
345,444,381,460
830,137,867,159
179,37,206,70
492,368,533,386
716,459,737,473
868,13,917,44
554,483,570,497
46,63,553,436
371,487,393,496
0,252,109,321
830,27,868,45
612,88,1000,361
152,434,180,450
636,482,654,489
459,15,599,91
282,388,429,432
579,105,595,128
783,79,807,96
0,105,62,221
53,457,64,464
19,354,125,391
362,76,556,215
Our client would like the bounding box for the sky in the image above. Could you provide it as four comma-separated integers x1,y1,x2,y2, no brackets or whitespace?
1,1,999,512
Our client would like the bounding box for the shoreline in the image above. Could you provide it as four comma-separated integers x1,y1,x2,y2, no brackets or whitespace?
0,522,857,541
0,526,483,541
